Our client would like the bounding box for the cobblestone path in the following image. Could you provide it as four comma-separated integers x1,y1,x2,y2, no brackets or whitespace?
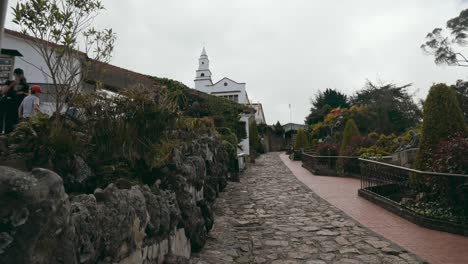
191,153,424,264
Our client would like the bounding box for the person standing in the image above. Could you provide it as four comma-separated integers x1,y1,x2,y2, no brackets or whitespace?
2,68,29,132
19,85,42,119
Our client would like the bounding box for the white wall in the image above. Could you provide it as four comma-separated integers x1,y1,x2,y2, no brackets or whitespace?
3,33,82,86
194,78,212,92
252,104,266,124
3,34,54,84
209,78,249,104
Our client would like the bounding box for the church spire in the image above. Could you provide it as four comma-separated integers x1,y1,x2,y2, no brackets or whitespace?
194,46,213,90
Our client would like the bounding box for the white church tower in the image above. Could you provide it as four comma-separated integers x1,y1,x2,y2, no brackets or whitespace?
194,47,213,91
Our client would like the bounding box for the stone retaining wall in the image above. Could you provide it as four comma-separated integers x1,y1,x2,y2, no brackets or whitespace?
0,135,230,264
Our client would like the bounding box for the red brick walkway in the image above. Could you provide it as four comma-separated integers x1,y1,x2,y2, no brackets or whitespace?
280,153,468,264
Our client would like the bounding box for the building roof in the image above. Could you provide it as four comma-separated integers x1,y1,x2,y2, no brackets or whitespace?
208,77,246,86
201,47,207,57
283,123,307,132
86,60,154,92
5,29,154,92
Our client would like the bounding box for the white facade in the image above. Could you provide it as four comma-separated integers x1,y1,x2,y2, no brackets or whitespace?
250,103,266,124
194,48,250,105
3,34,53,84
193,47,255,156
1,31,84,115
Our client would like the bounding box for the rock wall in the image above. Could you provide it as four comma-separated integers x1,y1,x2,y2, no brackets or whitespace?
0,135,230,264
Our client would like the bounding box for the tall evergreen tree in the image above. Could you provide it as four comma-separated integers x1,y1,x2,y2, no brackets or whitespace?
351,81,421,134
306,88,348,125
415,83,467,170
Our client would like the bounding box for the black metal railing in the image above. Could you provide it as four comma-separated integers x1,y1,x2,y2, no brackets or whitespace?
359,158,468,217
301,153,360,177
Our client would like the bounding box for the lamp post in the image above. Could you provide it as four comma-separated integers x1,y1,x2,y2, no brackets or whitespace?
0,0,8,50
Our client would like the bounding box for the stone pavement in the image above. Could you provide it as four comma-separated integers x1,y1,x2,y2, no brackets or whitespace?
191,153,424,264
281,153,468,264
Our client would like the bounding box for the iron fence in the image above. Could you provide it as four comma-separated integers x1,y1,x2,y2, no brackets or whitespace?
300,154,468,233
301,153,360,177
359,158,468,215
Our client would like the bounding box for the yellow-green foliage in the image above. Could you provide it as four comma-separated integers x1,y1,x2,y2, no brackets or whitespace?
359,133,397,156
415,83,467,170
294,128,309,150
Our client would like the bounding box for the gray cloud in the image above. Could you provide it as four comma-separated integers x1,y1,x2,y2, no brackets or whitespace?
6,0,468,124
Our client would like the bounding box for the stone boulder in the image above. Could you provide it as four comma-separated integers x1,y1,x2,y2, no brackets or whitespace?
0,166,76,264
71,184,150,264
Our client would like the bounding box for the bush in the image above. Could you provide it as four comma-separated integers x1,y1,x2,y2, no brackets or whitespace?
223,141,239,173
359,133,397,156
316,143,339,156
181,89,246,140
217,127,238,146
432,135,468,174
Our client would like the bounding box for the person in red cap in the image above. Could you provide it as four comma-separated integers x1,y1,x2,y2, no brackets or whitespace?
19,85,42,119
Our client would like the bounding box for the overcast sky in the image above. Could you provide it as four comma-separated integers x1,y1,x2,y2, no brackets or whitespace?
6,0,468,124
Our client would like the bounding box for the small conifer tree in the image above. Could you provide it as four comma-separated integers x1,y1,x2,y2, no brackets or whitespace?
340,119,360,155
294,129,309,150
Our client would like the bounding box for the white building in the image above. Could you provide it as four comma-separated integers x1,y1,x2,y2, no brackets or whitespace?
194,47,259,159
0,29,154,114
250,103,266,124
195,47,250,104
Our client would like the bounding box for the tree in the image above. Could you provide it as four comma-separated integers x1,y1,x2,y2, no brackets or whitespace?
421,9,468,67
415,83,467,170
339,119,360,155
312,88,349,110
293,128,309,150
306,88,348,125
351,81,421,134
273,121,285,136
12,0,116,115
452,80,468,122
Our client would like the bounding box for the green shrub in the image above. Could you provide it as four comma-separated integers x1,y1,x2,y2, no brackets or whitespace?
223,141,239,173
359,133,397,156
217,127,238,146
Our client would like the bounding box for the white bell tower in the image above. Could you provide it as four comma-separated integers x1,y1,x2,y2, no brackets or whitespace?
194,47,213,90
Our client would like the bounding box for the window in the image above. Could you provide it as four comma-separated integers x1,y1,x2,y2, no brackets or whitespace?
201,73,205,77
202,62,204,64
224,82,228,86
220,94,238,103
